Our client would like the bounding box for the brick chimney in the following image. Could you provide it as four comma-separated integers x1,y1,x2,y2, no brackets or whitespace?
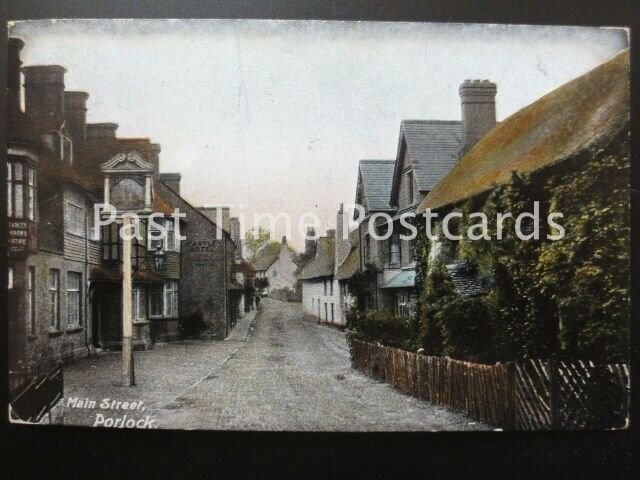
23,64,67,126
199,206,230,232
160,173,181,195
150,143,161,175
86,122,118,139
335,203,351,273
459,79,497,154
64,91,89,144
8,38,25,115
305,227,317,259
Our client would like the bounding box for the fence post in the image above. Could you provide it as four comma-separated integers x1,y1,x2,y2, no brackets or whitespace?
505,362,517,430
549,359,560,430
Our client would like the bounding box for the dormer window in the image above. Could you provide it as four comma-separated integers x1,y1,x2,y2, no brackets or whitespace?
59,133,73,164
148,217,180,252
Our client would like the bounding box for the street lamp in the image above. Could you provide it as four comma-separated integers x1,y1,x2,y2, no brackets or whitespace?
151,244,165,271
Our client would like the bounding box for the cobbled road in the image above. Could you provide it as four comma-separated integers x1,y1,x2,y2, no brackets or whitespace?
63,298,488,431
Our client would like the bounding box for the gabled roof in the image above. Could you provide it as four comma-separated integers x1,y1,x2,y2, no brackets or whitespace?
391,120,462,204
252,241,298,271
298,236,335,281
418,49,630,213
357,160,396,212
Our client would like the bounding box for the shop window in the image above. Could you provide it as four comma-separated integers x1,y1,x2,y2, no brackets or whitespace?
164,280,179,318
132,286,147,321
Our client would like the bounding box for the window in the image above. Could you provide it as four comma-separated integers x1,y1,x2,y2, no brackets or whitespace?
323,279,327,296
149,285,164,318
389,234,401,266
364,234,371,263
28,267,35,335
273,269,277,278
149,218,179,252
331,303,334,322
67,272,82,327
409,239,417,261
324,303,328,321
102,222,122,261
65,201,84,236
7,160,35,220
329,278,334,296
49,269,60,329
132,286,147,321
8,266,14,289
407,170,414,204
164,280,179,318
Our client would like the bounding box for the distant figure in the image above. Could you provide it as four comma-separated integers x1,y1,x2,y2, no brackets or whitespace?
248,295,255,311
255,295,261,310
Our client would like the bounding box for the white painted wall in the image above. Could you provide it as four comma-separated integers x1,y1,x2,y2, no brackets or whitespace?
301,277,346,326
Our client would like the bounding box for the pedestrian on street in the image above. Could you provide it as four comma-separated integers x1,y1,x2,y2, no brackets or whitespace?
255,295,261,310
249,295,255,311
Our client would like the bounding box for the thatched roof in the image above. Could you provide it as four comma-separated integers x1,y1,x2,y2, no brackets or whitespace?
418,49,630,213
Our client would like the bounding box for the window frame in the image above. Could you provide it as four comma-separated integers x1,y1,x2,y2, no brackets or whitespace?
389,233,401,266
7,159,35,221
66,272,82,327
49,269,61,329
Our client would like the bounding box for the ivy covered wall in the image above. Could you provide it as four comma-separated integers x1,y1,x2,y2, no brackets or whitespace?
414,135,629,364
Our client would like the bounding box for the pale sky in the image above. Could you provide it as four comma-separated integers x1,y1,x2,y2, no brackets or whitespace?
9,20,628,250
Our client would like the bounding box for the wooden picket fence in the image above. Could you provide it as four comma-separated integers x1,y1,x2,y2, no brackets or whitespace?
350,339,629,430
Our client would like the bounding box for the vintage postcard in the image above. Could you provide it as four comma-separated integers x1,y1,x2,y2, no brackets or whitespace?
6,19,630,431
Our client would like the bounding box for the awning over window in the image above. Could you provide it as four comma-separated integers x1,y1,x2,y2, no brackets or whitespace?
381,270,416,289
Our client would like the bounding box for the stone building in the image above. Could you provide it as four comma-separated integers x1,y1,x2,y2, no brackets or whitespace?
352,80,498,317
252,236,299,295
7,37,238,406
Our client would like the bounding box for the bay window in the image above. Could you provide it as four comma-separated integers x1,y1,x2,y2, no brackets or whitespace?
149,218,180,252
7,159,35,220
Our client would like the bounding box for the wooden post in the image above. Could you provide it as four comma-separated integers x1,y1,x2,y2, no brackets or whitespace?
122,215,135,387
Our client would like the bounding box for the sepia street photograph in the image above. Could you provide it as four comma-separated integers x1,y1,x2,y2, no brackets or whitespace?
6,18,630,433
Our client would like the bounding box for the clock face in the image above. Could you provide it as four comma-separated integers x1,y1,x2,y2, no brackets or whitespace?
110,176,146,211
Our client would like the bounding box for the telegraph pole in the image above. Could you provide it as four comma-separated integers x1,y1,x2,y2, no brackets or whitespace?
122,215,135,386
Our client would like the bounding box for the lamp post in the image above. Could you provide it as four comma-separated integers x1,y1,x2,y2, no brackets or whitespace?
122,215,135,387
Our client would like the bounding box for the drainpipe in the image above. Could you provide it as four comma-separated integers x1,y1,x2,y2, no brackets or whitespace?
84,204,91,356
222,232,228,337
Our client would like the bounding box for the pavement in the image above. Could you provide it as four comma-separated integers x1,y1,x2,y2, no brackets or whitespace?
62,299,488,431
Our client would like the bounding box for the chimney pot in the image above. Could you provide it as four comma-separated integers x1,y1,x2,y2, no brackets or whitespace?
8,38,25,114
23,65,67,124
64,91,89,143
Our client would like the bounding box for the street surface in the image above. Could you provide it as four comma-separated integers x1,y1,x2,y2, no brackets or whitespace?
63,299,488,431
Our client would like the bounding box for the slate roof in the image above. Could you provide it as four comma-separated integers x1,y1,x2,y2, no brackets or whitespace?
445,264,489,297
358,160,396,212
298,236,335,281
419,49,630,212
391,120,463,202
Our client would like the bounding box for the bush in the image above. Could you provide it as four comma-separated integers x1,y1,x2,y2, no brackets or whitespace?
350,310,421,351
